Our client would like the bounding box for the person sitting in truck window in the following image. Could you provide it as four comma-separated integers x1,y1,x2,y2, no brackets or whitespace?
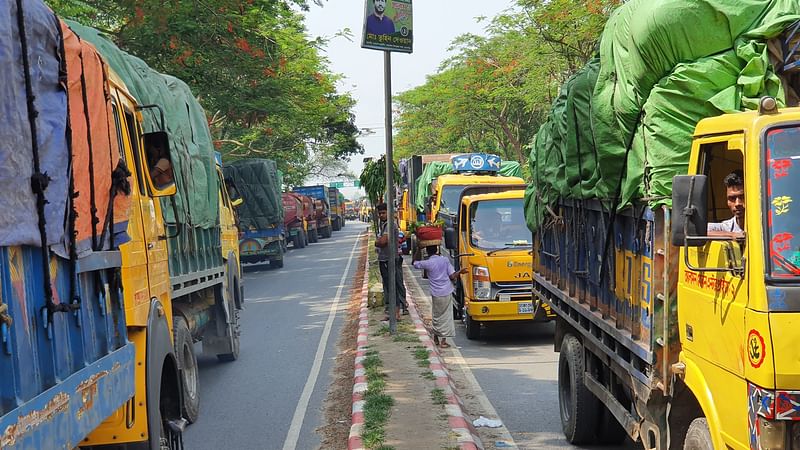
707,170,745,235
146,143,174,189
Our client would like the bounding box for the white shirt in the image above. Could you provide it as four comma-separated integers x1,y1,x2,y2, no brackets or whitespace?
707,217,742,233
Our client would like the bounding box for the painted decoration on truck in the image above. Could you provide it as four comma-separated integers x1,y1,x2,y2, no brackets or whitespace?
775,391,800,420
765,126,800,279
451,153,501,172
747,329,766,369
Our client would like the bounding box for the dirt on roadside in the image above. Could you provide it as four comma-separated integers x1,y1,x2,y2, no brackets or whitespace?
317,232,368,450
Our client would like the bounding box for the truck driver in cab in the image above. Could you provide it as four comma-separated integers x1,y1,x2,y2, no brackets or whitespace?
707,169,745,236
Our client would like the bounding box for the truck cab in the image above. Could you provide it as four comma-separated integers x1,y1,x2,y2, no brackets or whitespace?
444,188,554,339
667,101,800,450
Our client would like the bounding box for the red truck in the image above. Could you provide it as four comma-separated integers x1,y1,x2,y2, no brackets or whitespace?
282,192,318,248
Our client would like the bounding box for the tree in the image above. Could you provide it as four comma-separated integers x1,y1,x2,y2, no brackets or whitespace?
393,0,619,163
49,0,362,186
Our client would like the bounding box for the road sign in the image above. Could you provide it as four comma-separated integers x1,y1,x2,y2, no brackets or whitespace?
329,180,361,188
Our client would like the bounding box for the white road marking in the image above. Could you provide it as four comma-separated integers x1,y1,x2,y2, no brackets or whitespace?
405,265,519,449
281,231,363,450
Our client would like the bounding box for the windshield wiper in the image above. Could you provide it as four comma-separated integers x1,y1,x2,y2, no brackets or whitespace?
486,243,531,256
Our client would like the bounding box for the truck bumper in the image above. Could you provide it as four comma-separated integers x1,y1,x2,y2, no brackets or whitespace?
466,299,554,322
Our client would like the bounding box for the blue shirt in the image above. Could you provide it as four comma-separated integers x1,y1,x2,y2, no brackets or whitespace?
366,14,395,36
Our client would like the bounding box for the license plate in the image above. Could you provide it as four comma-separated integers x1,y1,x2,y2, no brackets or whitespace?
499,294,511,302
518,302,533,314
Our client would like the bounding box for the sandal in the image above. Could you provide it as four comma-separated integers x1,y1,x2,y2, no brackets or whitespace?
439,342,451,349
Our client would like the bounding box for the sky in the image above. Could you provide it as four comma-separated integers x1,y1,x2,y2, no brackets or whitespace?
303,0,513,199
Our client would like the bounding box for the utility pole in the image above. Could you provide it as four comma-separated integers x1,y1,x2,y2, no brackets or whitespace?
383,50,397,335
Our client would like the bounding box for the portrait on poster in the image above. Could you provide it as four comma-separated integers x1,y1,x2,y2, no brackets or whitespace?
361,0,413,53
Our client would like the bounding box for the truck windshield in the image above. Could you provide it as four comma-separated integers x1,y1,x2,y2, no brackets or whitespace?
439,185,466,214
469,199,530,250
765,124,800,278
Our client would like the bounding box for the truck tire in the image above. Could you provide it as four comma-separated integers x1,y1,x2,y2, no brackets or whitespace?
173,317,200,424
309,228,318,243
464,311,480,340
301,230,308,247
322,226,332,239
293,233,304,249
683,418,713,450
217,307,240,362
558,334,598,444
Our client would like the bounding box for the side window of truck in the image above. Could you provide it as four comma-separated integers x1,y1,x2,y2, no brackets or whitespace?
112,101,145,196
697,140,743,223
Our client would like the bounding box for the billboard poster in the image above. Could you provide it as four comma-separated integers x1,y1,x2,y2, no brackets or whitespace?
361,0,413,53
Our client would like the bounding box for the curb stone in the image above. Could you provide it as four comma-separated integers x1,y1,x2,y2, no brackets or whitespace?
348,257,484,450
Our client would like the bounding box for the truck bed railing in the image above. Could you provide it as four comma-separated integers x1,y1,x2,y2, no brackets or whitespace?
782,20,800,73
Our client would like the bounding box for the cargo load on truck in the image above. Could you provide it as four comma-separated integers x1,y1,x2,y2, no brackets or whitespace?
0,3,136,446
524,0,800,232
66,21,220,231
524,2,800,449
224,159,286,267
224,159,284,230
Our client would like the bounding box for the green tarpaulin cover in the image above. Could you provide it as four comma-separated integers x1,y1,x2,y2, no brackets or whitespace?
66,21,220,229
224,159,284,230
525,0,800,232
414,160,522,212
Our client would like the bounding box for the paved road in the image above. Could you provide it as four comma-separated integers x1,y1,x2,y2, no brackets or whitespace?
183,222,366,450
406,266,637,450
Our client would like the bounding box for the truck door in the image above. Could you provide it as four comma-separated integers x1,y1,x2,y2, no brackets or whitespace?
677,135,748,435
116,100,171,302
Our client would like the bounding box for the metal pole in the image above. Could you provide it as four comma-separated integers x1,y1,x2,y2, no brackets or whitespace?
383,50,397,335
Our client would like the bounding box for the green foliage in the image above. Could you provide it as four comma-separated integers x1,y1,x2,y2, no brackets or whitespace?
48,0,362,187
394,0,620,164
430,388,447,406
359,156,400,206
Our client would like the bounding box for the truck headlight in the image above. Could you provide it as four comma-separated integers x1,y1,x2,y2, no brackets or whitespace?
473,266,491,300
758,417,787,450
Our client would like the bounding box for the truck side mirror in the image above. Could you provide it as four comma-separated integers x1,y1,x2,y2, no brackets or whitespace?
671,175,708,247
444,227,457,250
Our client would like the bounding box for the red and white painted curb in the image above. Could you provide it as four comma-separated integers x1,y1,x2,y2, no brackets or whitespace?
348,257,484,450
348,258,370,450
407,294,484,450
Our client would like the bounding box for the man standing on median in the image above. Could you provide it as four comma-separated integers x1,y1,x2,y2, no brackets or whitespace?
412,246,467,348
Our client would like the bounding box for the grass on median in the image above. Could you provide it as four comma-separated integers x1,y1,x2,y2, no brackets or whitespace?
431,388,447,406
361,350,395,449
413,347,430,367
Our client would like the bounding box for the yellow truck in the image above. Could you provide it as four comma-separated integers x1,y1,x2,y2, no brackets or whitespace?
68,22,244,449
532,99,800,450
442,188,555,339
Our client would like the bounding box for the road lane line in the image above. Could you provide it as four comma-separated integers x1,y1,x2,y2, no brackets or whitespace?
282,230,364,450
404,265,519,448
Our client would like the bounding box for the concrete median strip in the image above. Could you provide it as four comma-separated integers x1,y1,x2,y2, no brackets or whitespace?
348,258,371,450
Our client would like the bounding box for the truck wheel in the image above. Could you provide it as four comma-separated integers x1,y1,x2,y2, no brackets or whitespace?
293,233,303,249
464,311,480,340
309,229,318,243
558,334,597,444
683,418,713,450
322,226,332,239
173,317,200,423
301,230,308,247
217,307,240,362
